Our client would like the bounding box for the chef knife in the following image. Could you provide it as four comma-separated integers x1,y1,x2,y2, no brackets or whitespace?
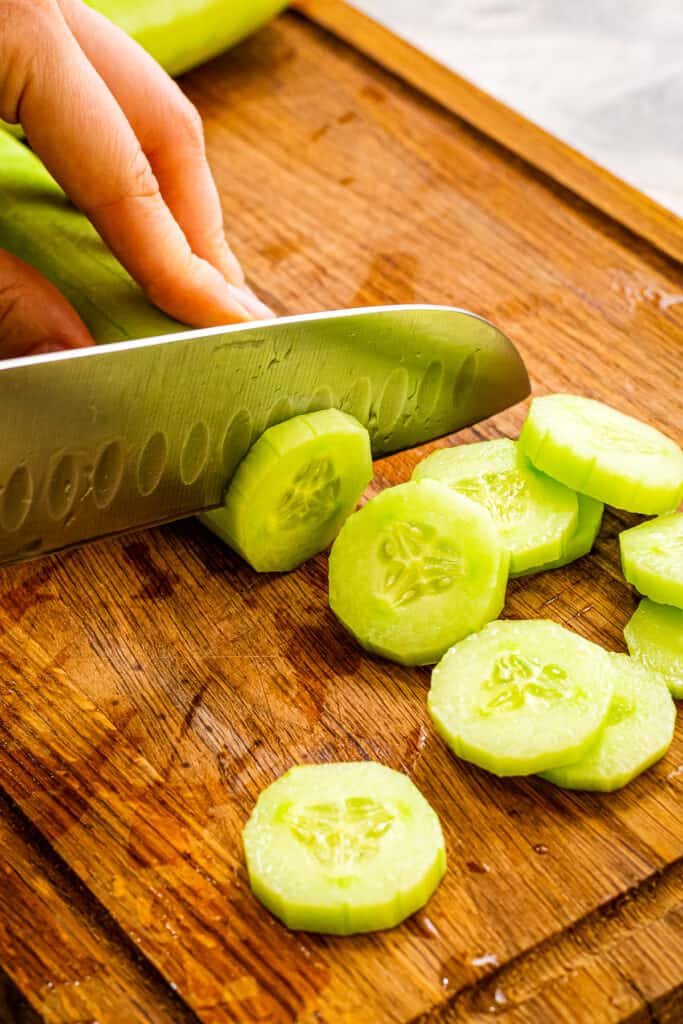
0,305,529,565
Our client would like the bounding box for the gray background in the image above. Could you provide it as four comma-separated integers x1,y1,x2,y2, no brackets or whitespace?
357,1,683,217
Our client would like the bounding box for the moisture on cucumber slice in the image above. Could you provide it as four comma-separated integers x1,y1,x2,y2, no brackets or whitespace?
625,599,683,699
512,493,604,577
328,480,509,666
519,394,683,514
202,409,372,572
541,654,675,791
619,513,683,609
412,438,578,575
428,619,614,776
242,762,446,935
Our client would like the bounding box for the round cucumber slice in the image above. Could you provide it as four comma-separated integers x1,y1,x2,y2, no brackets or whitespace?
512,493,604,577
328,480,509,666
412,438,578,575
625,599,683,699
202,409,372,572
541,654,675,791
428,619,614,776
619,513,683,609
242,762,446,935
519,394,683,514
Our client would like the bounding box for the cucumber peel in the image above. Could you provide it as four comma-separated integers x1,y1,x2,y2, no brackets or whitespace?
88,0,288,77
0,130,180,344
242,762,446,935
625,599,683,699
329,480,509,666
429,619,615,776
412,438,578,575
519,394,683,514
620,513,683,609
202,409,372,572
541,654,675,791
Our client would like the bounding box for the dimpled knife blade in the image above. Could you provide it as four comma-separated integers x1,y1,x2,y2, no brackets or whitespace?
0,305,529,565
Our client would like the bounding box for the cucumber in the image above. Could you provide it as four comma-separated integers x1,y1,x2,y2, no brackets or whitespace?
0,130,180,344
625,599,683,699
412,438,578,575
202,409,372,572
619,513,683,609
88,0,288,77
328,481,509,666
519,394,683,514
540,654,676,791
242,762,446,935
428,619,614,776
512,493,604,577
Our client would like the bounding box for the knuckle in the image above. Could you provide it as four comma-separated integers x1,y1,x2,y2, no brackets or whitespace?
90,147,160,213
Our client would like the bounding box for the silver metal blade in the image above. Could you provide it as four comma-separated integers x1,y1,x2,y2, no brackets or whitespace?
0,305,529,565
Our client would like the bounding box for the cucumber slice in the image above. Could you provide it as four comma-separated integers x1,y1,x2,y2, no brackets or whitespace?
328,481,509,666
428,619,614,776
242,762,446,935
202,409,372,572
412,438,578,574
512,493,604,577
619,513,683,609
541,654,676,791
625,599,683,699
519,394,683,514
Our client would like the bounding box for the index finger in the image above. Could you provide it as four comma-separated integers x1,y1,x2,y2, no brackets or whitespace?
5,0,253,327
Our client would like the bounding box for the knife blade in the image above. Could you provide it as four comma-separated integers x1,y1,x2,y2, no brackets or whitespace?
0,305,529,565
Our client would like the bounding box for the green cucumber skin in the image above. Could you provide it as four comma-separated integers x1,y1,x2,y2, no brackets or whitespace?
88,0,288,77
0,131,180,344
0,131,529,456
2,2,286,140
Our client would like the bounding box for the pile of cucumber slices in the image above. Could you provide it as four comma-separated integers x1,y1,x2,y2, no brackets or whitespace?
203,392,683,935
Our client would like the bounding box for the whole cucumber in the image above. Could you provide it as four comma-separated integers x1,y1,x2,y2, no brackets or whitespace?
88,0,289,76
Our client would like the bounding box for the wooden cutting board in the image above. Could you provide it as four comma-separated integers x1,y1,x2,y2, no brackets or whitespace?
1,5,682,1023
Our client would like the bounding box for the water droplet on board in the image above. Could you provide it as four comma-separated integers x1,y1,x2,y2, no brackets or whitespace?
471,952,499,968
533,843,549,855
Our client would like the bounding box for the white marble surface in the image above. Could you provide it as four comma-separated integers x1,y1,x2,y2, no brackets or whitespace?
356,0,683,218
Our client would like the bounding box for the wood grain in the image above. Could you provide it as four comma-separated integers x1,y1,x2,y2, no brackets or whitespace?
291,0,683,267
0,789,198,1023
0,9,682,1024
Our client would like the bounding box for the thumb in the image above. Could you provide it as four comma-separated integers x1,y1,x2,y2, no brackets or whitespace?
0,249,93,359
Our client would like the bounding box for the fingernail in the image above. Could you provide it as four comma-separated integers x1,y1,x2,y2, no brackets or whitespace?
228,285,275,320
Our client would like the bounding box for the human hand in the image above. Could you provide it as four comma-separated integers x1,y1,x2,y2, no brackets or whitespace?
0,0,273,359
